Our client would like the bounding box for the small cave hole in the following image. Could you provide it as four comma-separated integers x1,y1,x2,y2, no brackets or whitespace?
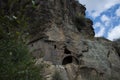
62,56,79,65
64,47,71,54
54,45,56,49
62,56,73,65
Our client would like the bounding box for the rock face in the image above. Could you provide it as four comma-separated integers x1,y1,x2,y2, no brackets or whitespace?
28,0,120,80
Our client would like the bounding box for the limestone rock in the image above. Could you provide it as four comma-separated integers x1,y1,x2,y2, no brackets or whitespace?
28,0,120,80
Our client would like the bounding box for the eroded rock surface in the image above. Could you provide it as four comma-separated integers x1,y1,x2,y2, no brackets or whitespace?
28,0,120,80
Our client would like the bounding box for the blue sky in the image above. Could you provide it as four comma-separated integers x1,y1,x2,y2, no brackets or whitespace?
79,0,120,41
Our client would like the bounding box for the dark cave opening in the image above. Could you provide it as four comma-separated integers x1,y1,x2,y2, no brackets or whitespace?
64,47,71,54
62,56,79,65
62,56,73,65
54,45,56,49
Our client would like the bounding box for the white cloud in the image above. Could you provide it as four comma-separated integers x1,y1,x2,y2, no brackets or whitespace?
105,21,110,26
115,7,120,17
95,27,105,37
79,0,120,18
94,22,101,28
91,11,100,18
101,15,110,26
93,22,105,37
101,15,109,22
107,25,120,41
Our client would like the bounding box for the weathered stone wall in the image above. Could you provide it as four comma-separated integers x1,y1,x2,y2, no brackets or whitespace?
28,0,120,80
28,0,92,42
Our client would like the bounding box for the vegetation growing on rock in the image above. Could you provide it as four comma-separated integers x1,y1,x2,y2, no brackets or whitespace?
74,14,86,31
0,0,43,80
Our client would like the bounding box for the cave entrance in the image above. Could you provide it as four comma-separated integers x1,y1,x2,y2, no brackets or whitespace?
62,56,79,65
64,48,71,54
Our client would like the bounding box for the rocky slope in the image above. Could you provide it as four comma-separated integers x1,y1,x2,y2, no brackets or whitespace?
28,0,120,80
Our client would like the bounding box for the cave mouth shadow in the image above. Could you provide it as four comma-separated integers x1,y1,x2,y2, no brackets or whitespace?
62,56,79,65
64,47,71,54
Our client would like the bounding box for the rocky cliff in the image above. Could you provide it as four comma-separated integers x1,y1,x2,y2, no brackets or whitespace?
28,0,120,80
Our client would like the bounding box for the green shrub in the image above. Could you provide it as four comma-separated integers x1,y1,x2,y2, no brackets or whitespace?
0,1,43,80
0,39,43,80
